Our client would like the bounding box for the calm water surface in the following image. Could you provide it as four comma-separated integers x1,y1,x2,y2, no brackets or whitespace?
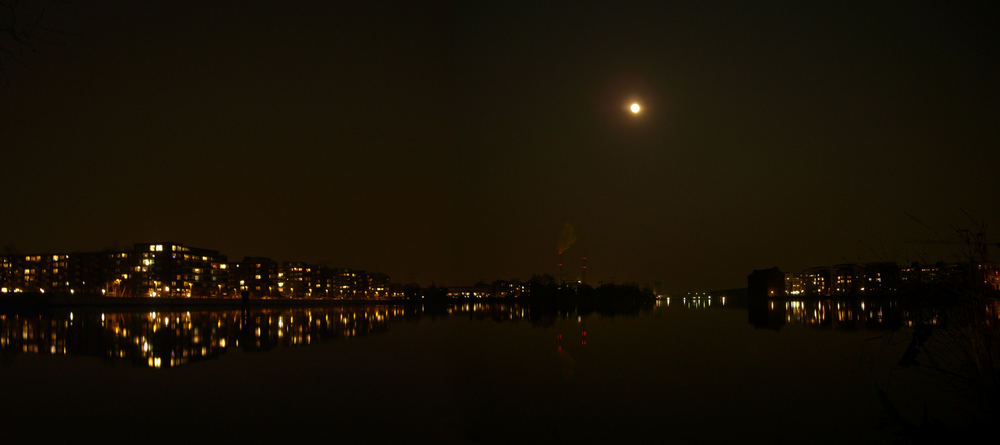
0,299,983,442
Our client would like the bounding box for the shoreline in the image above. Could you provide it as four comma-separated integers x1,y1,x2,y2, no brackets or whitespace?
0,294,411,310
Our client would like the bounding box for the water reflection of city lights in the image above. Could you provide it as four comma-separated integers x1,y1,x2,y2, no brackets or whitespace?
0,303,543,368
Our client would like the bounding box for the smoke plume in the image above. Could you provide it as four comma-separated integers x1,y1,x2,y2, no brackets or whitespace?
557,223,576,255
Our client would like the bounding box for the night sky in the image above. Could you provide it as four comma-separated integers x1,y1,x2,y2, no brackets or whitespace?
2,1,997,292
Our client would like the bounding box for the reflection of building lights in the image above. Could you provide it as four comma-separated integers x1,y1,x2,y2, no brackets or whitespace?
3,306,506,368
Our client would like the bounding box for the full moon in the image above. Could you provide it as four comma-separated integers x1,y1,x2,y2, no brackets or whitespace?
630,103,641,114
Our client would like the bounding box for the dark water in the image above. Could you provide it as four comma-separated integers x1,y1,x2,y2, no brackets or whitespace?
0,298,990,442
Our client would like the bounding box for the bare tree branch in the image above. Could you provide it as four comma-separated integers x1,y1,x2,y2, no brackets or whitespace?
0,0,66,82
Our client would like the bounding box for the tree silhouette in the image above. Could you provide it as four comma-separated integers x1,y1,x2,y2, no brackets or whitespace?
0,0,68,83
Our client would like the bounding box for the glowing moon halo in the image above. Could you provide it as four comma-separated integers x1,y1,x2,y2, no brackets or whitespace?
629,103,641,114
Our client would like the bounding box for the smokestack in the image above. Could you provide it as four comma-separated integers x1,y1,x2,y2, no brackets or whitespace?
580,256,588,285
557,252,564,282
557,223,576,285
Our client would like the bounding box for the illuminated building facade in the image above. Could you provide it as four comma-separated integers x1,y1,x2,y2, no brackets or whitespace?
445,281,528,300
330,267,362,298
784,273,804,296
760,261,996,298
277,261,313,298
862,262,900,294
1,254,73,294
67,252,114,296
266,265,397,299
105,250,137,297
0,256,12,293
901,262,940,285
7,255,40,293
365,272,391,298
446,287,491,299
132,243,229,298
231,257,278,298
0,243,407,299
832,264,862,296
803,266,831,297
309,266,335,298
492,280,528,298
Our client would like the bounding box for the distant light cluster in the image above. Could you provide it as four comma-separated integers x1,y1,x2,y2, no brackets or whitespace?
750,261,1000,299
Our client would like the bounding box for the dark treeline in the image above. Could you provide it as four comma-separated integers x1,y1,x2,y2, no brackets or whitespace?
404,274,656,319
524,275,657,317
